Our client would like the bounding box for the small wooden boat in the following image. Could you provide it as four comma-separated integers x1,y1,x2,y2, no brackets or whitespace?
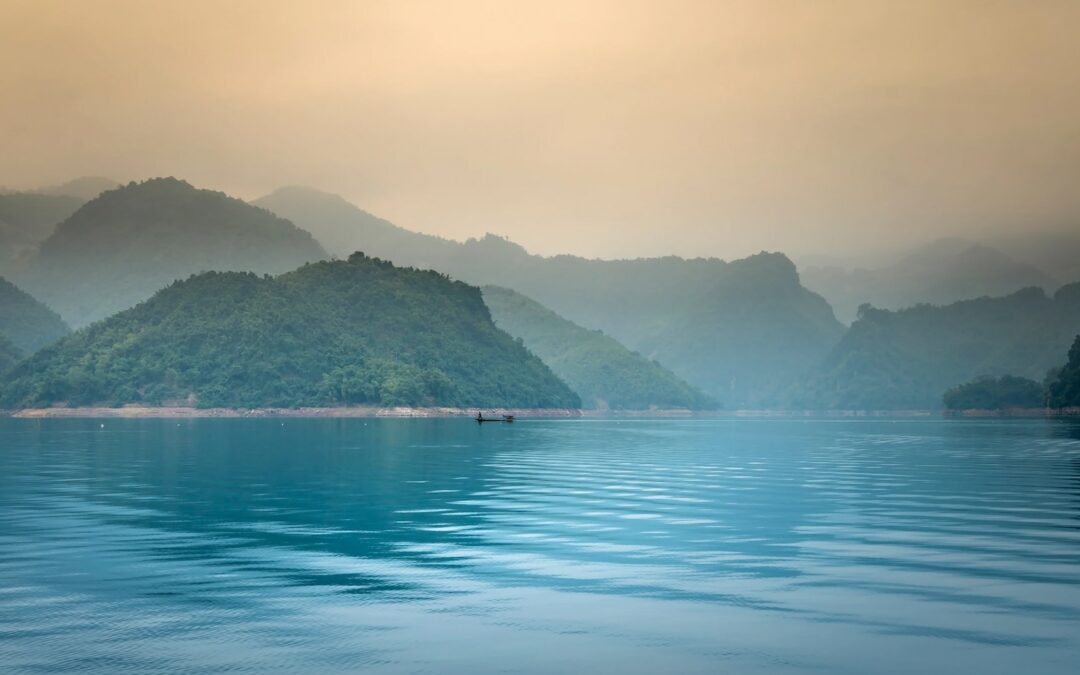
476,413,514,423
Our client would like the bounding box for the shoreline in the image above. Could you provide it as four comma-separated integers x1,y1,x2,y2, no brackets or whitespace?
6,406,1080,419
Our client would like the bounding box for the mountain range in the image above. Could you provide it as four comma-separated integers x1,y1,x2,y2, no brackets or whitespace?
787,283,1080,410
255,186,845,406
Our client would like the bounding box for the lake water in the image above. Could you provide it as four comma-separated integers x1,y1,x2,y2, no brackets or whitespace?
1,417,1079,674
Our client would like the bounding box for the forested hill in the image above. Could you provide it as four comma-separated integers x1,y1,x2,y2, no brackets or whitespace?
787,283,1080,410
482,286,717,410
0,335,21,374
0,277,70,353
255,187,844,406
1047,335,1080,409
16,178,327,327
0,254,580,410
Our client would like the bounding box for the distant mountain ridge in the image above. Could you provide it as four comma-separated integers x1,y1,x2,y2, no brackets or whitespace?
787,283,1080,410
1,254,579,410
482,285,716,410
801,237,1062,323
255,186,844,406
16,178,327,327
0,191,85,271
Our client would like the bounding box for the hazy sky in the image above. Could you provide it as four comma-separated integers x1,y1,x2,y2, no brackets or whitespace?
2,1,1078,260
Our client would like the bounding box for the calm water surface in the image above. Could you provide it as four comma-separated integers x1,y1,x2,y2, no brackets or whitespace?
1,417,1079,673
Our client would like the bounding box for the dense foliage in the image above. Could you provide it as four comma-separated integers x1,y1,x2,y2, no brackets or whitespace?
0,276,70,353
0,334,22,374
15,178,327,327
943,375,1044,410
1047,335,1080,409
257,187,844,406
788,284,1080,410
0,254,580,409
0,191,84,271
482,286,717,410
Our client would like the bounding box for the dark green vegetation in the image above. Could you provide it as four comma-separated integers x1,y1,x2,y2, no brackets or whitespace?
16,178,326,327
0,277,70,353
1046,335,1080,409
0,191,84,270
257,187,844,406
789,284,1080,410
801,238,1060,324
943,375,1044,411
482,286,716,410
0,335,22,374
1,254,580,410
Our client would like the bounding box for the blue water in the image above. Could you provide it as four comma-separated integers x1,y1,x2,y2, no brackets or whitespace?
1,418,1079,673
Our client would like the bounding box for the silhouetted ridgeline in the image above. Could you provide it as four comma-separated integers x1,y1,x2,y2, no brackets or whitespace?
14,178,327,327
482,285,717,410
0,254,579,410
256,186,844,407
801,237,1061,324
787,284,1080,410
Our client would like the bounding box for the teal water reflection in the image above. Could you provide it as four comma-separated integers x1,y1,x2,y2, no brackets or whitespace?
1,418,1079,673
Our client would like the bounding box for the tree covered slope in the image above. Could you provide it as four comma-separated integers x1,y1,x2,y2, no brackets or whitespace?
0,334,22,374
1,254,580,410
1047,335,1080,409
256,187,844,406
0,276,70,353
788,284,1080,410
17,178,327,327
482,286,717,410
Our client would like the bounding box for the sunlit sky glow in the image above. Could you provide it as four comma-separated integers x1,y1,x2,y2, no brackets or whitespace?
2,0,1078,259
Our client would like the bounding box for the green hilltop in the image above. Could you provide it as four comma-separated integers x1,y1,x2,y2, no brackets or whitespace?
1,254,580,410
16,178,327,327
482,285,716,410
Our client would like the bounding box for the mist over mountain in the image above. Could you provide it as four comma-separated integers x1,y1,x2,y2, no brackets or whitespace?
482,285,716,410
787,283,1080,410
0,277,69,354
1,254,578,410
35,176,120,201
257,186,844,406
0,191,84,271
801,238,1062,324
16,178,326,327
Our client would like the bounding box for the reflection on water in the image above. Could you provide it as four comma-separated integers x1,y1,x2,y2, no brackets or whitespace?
1,418,1079,673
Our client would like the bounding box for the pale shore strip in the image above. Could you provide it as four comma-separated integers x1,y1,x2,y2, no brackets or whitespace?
5,406,1078,419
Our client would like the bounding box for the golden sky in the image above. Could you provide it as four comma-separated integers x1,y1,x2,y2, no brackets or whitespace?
2,0,1078,259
